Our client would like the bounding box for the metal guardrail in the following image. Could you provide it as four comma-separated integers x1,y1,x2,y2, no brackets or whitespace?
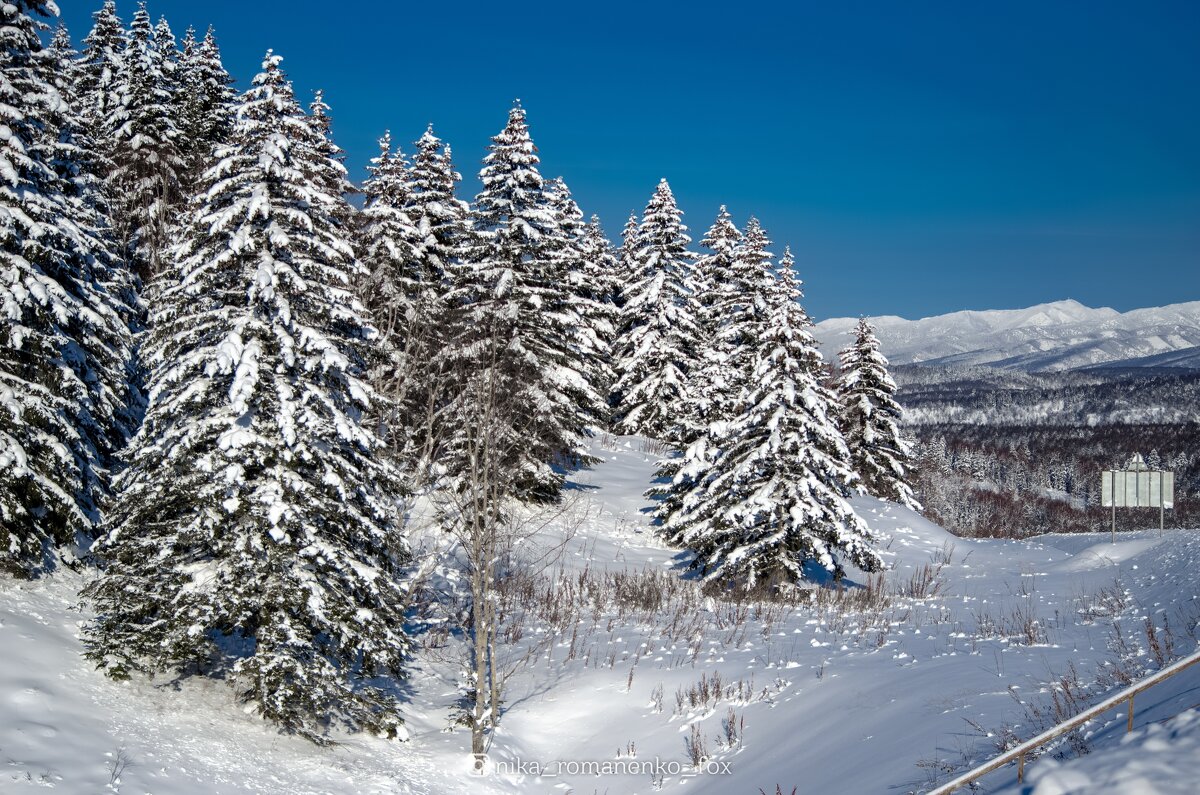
929,647,1200,794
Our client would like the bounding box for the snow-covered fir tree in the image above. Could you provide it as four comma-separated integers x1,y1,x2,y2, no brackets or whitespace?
546,178,616,415
108,1,184,280
650,207,741,534
45,20,143,408
667,249,882,590
304,89,356,232
446,103,601,501
720,216,775,400
576,214,621,397
356,130,443,470
83,52,409,742
406,124,469,288
614,210,640,308
1,0,134,576
836,317,920,509
682,206,742,433
389,125,471,478
609,179,700,442
152,14,179,91
77,0,125,148
175,25,234,186
359,131,421,342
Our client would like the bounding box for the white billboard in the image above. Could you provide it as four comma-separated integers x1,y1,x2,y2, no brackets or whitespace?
1102,470,1174,509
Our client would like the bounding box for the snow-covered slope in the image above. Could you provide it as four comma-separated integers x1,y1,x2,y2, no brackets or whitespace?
3,437,1199,793
814,299,1200,372
998,708,1200,795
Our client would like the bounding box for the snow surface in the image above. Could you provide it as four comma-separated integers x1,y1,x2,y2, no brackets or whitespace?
2,435,1199,793
998,709,1200,795
813,299,1200,372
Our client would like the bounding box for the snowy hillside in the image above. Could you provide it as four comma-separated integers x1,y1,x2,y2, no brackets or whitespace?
997,708,1200,795
814,299,1200,372
4,435,1199,794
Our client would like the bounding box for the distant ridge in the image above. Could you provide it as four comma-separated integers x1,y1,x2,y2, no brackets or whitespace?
814,299,1200,372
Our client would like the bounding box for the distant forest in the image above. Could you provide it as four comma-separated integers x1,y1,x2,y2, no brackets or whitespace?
898,366,1200,537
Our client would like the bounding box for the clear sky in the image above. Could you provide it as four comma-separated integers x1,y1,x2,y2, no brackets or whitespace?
57,0,1200,321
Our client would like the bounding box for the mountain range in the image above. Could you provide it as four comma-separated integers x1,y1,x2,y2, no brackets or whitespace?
813,298,1200,372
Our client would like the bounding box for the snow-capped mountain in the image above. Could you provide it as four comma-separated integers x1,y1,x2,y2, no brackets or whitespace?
814,298,1200,372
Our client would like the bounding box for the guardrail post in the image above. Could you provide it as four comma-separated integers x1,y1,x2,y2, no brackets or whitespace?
1127,695,1134,733
1017,752,1024,782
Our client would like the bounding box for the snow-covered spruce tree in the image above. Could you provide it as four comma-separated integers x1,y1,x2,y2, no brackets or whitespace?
577,214,621,397
359,131,421,343
406,125,469,288
306,91,350,202
649,207,741,534
356,130,445,472
609,179,700,442
720,216,775,398
152,15,179,91
546,178,615,416
175,25,234,187
107,1,184,280
446,103,601,501
391,125,470,478
83,52,409,743
77,0,125,149
45,21,143,424
836,317,920,509
1,0,134,576
614,210,640,309
669,249,882,590
681,206,742,434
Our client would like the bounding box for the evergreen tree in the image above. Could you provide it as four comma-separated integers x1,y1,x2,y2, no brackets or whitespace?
609,179,699,442
395,125,470,478
614,210,640,308
720,216,775,402
357,130,441,470
175,25,235,185
46,20,143,415
359,131,421,341
667,250,882,590
83,52,409,742
77,0,125,149
152,15,179,91
406,124,469,289
547,178,615,414
577,214,621,397
1,0,134,576
650,208,740,533
683,206,742,434
108,1,185,280
446,103,599,501
835,317,920,509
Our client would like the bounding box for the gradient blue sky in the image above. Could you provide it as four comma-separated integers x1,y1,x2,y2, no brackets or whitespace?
57,1,1200,321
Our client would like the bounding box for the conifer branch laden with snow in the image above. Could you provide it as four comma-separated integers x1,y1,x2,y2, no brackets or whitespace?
83,52,410,743
835,317,920,510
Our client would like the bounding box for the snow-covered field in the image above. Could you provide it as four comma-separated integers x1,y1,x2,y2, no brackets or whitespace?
3,435,1198,793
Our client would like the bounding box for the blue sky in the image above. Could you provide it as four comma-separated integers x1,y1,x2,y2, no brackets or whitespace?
57,1,1200,321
